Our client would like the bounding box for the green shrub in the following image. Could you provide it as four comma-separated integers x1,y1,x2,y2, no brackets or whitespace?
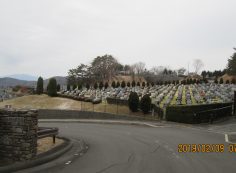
94,83,98,89
105,82,109,89
220,78,224,84
47,78,57,97
132,80,136,87
128,92,139,112
232,79,236,84
111,81,116,88
99,82,103,89
121,81,126,88
140,94,151,114
116,81,120,88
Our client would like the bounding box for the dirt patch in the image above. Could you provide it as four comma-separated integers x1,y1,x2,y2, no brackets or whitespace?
56,102,72,109
37,137,64,155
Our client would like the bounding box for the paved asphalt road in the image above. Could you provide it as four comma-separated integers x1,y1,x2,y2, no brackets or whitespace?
38,122,236,173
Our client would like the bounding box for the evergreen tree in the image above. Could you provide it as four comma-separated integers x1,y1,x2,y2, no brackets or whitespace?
232,79,236,84
116,81,120,88
227,48,236,75
127,82,131,87
142,82,146,87
105,82,109,89
220,78,224,84
140,94,151,114
128,92,139,112
111,81,116,88
137,82,140,86
226,80,230,84
86,83,90,90
73,84,77,90
94,82,98,89
78,83,82,90
36,76,43,94
121,81,126,88
47,78,57,97
131,80,136,87
189,78,193,84
99,82,104,90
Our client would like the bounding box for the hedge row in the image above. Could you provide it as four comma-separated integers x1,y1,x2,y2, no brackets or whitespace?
166,102,233,124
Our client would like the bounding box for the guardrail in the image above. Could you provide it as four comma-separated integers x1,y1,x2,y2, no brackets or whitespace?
38,127,59,143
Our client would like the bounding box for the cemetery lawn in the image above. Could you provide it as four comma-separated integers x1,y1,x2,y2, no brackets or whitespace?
0,94,151,117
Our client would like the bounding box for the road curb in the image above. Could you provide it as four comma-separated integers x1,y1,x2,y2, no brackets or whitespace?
0,136,79,173
225,133,236,143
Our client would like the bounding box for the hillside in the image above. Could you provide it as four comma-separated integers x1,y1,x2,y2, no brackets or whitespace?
0,94,133,115
0,76,67,88
220,74,236,83
0,77,36,87
1,74,38,81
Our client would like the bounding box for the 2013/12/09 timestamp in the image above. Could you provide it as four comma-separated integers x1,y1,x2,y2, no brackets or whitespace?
178,144,236,153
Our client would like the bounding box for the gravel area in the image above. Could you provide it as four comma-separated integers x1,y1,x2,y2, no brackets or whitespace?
37,137,64,155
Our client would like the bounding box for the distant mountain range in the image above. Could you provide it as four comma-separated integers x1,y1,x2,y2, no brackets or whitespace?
0,77,36,87
0,74,38,81
0,75,67,88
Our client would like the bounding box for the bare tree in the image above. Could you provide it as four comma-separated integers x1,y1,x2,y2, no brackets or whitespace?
193,59,204,74
91,55,119,81
150,66,165,75
132,62,146,76
177,67,186,76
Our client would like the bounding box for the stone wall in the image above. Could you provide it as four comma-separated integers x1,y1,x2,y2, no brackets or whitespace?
0,109,38,164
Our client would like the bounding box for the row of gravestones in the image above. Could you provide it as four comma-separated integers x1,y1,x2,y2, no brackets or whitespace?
58,83,236,107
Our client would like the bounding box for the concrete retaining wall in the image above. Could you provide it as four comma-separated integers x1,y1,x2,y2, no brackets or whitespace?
38,109,154,121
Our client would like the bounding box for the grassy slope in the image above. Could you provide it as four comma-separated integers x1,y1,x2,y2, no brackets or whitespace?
0,94,148,116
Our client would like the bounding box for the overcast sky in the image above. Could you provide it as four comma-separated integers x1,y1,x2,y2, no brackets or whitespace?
0,0,236,78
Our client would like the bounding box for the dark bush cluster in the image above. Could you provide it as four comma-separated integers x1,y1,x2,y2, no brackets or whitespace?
128,92,139,112
140,94,151,114
47,78,57,97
